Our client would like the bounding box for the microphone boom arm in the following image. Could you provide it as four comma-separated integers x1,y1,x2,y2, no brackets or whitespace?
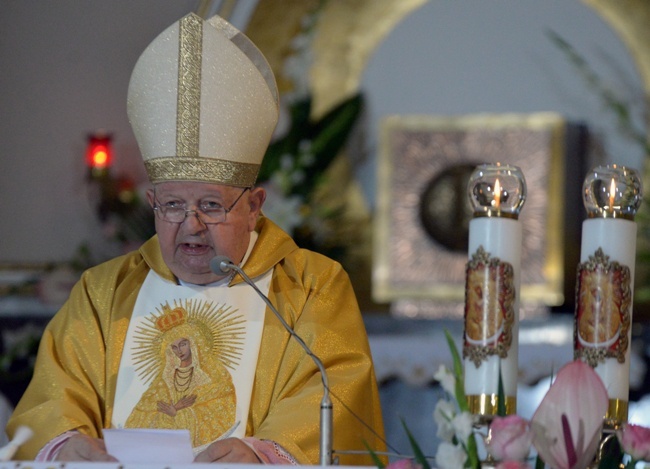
212,257,333,465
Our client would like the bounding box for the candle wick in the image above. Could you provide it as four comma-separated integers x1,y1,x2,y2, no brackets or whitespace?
608,178,616,212
494,179,501,209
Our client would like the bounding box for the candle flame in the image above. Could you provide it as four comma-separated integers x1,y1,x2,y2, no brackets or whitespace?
609,178,616,211
493,178,501,209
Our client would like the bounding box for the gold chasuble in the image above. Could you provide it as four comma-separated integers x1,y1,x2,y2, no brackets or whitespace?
7,217,386,465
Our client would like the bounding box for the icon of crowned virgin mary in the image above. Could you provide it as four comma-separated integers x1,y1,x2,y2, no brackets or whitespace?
125,301,244,448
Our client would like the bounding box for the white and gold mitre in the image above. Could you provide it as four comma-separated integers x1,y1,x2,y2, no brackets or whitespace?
127,13,279,186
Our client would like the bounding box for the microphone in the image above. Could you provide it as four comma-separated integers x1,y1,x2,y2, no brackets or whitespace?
210,256,334,466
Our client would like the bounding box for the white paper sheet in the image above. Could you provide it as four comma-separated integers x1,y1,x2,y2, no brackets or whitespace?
103,429,194,464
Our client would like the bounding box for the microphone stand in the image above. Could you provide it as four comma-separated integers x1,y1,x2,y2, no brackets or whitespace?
210,257,334,465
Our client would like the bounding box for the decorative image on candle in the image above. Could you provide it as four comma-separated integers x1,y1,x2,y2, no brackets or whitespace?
575,164,642,429
464,163,526,419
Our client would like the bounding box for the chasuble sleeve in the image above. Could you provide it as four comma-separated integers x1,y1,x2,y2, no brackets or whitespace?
6,253,147,460
248,251,386,466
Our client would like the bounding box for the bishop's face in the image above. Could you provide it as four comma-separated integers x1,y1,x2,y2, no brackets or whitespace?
148,181,265,285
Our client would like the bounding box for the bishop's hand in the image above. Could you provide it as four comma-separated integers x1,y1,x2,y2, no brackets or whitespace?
56,433,118,462
193,437,261,464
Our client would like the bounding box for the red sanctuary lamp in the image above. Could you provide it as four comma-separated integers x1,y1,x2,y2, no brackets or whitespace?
86,133,114,179
85,132,117,222
82,131,154,243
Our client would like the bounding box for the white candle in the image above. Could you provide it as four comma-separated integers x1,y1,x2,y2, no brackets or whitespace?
576,165,642,428
463,164,526,418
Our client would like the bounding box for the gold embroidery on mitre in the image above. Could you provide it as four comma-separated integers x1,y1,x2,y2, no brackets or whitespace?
177,14,202,157
130,298,246,384
145,157,260,186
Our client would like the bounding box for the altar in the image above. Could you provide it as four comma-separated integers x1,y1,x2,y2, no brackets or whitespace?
2,308,650,461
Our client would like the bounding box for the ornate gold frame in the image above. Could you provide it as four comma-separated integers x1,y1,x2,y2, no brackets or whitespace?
373,112,569,315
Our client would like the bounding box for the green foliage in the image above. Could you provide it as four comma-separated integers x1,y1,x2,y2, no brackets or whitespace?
402,418,432,469
256,93,365,263
444,330,468,413
364,440,387,469
546,29,650,156
497,370,506,417
443,330,480,469
257,93,364,199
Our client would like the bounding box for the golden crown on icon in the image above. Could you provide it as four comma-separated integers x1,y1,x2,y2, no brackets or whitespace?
155,304,188,332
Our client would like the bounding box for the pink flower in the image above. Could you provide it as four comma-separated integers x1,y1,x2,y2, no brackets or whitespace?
486,415,533,461
385,458,422,469
530,360,608,469
496,461,532,469
617,423,650,462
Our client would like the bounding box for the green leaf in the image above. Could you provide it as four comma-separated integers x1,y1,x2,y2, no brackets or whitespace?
535,455,545,469
257,97,314,184
546,29,650,156
444,330,468,412
362,440,386,469
401,419,431,469
497,368,506,417
465,436,481,469
289,96,313,127
257,140,289,183
293,93,363,196
310,93,363,158
257,93,364,201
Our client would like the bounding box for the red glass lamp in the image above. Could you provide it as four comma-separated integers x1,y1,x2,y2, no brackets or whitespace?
86,133,113,177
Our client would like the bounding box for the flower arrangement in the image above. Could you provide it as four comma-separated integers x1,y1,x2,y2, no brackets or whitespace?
379,331,650,469
256,0,366,264
257,92,364,262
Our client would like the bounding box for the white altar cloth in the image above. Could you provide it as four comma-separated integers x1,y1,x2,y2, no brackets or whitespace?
366,316,575,386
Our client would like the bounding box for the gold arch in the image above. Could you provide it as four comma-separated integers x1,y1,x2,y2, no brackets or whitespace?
246,1,650,119
246,0,426,117
584,0,650,91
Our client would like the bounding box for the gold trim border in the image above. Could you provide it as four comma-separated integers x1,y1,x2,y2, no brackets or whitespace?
604,398,629,430
177,14,203,157
145,157,259,187
466,394,517,417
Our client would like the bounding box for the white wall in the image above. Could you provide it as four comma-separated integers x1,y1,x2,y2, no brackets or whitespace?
0,0,645,263
0,1,200,263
